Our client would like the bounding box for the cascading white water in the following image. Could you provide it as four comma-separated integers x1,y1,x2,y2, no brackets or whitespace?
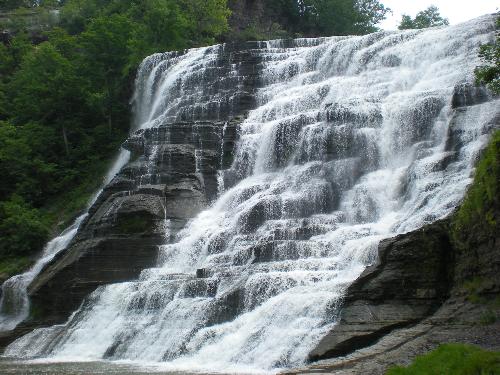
5,15,499,373
0,215,85,332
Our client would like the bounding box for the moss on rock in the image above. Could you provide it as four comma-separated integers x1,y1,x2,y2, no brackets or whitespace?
452,130,499,246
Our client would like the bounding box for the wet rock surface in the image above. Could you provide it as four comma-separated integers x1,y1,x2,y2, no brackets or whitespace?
0,43,261,351
296,210,500,374
309,220,454,361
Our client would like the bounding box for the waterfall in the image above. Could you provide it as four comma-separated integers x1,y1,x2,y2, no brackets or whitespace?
4,16,499,373
0,215,85,332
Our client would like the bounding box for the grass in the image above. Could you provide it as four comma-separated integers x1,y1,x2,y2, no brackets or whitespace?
387,343,500,375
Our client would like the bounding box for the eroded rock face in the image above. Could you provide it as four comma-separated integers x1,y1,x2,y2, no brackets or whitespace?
309,220,453,361
299,212,499,375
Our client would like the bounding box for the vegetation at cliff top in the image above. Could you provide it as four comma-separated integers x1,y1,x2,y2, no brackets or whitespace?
398,5,449,30
452,130,499,245
475,17,500,95
386,343,500,375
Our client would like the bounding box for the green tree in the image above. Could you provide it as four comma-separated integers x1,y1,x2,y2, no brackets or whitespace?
0,121,58,205
58,0,101,34
0,32,32,80
78,14,137,133
264,0,389,37
0,195,49,257
398,5,449,30
475,17,499,95
181,0,230,43
127,0,188,60
8,42,87,156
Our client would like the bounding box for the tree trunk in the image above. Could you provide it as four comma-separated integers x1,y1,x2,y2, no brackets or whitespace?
62,125,70,156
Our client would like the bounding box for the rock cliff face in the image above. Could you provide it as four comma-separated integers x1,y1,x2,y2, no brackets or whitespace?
309,220,454,361
290,209,499,374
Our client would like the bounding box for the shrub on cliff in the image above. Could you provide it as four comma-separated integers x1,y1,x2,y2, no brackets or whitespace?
475,17,499,95
398,6,449,30
452,130,499,245
0,195,48,258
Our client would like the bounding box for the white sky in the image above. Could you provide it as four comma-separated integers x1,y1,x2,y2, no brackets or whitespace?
380,0,499,30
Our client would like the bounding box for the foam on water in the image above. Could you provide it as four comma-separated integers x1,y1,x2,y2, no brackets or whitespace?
4,15,499,373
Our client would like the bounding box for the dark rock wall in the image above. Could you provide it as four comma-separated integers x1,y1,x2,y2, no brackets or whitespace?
309,220,454,360
309,209,499,363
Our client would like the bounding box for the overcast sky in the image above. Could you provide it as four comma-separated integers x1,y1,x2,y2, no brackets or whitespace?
380,0,499,30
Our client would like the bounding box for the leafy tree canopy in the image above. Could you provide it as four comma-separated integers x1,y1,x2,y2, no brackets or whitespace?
266,0,389,36
398,5,449,30
475,17,500,95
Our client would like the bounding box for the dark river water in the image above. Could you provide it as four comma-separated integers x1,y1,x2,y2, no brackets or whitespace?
0,359,223,375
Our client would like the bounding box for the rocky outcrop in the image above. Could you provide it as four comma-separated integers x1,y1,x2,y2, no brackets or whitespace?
294,209,499,374
20,118,243,329
309,220,454,361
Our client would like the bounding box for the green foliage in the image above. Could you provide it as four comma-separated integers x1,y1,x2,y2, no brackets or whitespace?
180,0,231,43
0,32,31,76
0,195,49,258
386,343,500,375
0,256,32,281
398,6,449,30
9,42,84,124
263,0,389,37
452,131,499,244
475,18,500,95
